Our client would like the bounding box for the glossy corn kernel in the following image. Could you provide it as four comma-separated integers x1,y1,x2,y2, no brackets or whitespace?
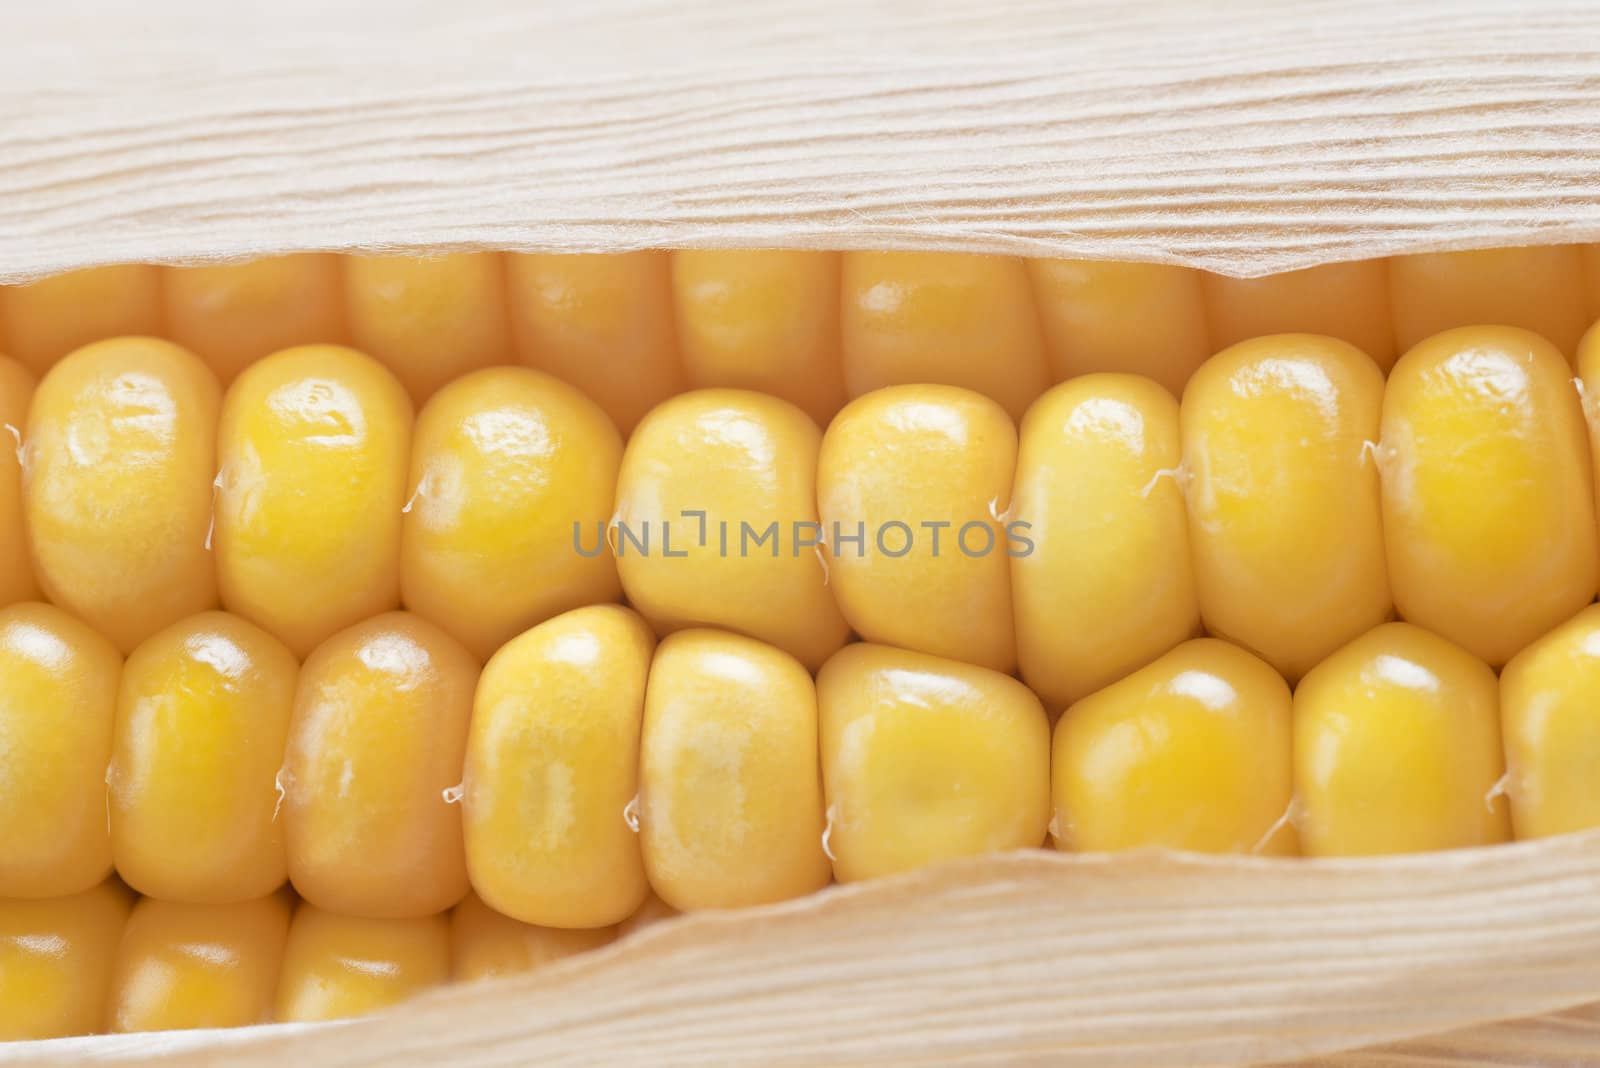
640,629,830,910
507,252,686,434
1574,320,1600,519
1203,261,1395,371
451,892,615,982
0,356,39,608
401,366,622,660
818,385,1019,673
817,643,1050,883
274,906,450,1023
1052,638,1295,855
1294,622,1510,856
615,389,847,671
1500,604,1600,839
215,344,412,658
345,253,510,405
164,255,345,384
1182,335,1391,678
0,881,132,1040
841,252,1050,420
1390,246,1592,357
107,894,291,1032
1011,374,1199,709
463,605,653,929
0,603,121,898
282,612,476,919
0,266,162,376
23,337,220,653
1027,260,1212,396
109,611,297,904
671,250,846,426
1381,326,1598,666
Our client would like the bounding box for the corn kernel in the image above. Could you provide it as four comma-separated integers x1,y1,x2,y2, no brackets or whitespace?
401,367,622,660
23,337,220,653
107,893,291,1032
1574,319,1600,527
1052,638,1295,855
817,643,1050,883
0,881,132,1040
1294,622,1511,856
1500,604,1600,839
640,629,830,910
1381,326,1597,665
1181,335,1391,678
109,611,297,904
671,250,845,426
1027,259,1212,396
1203,261,1395,371
0,603,121,898
0,356,40,608
463,605,653,929
450,891,614,982
345,253,511,404
1011,374,1199,709
164,255,345,384
1391,247,1592,358
274,905,449,1023
841,252,1049,420
615,389,846,671
215,344,412,658
507,252,685,434
818,385,1018,674
283,612,476,919
0,266,162,376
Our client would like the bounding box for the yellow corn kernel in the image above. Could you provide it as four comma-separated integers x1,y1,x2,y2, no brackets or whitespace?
106,893,291,1032
23,337,220,653
640,629,830,910
274,905,449,1023
817,643,1050,883
109,611,297,904
1499,604,1600,839
401,367,622,661
0,603,120,898
0,881,132,1040
1203,261,1396,371
619,892,679,937
1011,374,1199,709
671,250,846,427
1294,622,1511,856
282,612,476,919
215,344,412,658
450,891,615,982
1391,246,1592,358
1381,326,1597,666
507,252,686,435
463,605,653,929
0,356,40,608
817,385,1019,674
1574,320,1600,521
345,253,511,404
840,252,1048,421
1181,335,1391,678
1027,259,1212,396
1052,638,1295,855
164,255,346,384
614,389,847,671
0,266,162,376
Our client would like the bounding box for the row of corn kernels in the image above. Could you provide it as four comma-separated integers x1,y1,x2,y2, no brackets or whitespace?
4,591,1597,933
0,882,656,1040
6,319,1600,706
3,246,1600,426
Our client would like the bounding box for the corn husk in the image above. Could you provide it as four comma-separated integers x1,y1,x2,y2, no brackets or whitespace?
2,0,1599,1063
